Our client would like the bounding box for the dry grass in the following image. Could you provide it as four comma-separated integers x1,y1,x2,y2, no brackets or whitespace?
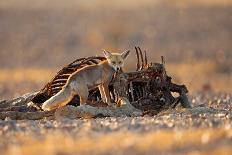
0,0,231,69
0,60,230,99
167,60,232,93
0,68,54,83
0,69,55,99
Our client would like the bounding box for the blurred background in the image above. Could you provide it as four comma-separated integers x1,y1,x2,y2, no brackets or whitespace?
0,0,231,99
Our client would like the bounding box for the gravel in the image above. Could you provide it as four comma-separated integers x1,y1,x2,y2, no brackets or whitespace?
0,92,231,155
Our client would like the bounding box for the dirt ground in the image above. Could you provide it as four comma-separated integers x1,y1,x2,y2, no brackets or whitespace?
0,92,232,155
0,0,231,155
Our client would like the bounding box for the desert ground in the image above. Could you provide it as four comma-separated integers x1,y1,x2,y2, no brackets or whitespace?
0,0,231,154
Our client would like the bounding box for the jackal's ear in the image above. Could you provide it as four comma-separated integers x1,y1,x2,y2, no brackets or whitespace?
103,50,112,58
121,50,130,59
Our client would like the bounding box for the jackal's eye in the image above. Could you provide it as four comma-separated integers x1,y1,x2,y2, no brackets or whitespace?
112,61,116,65
119,61,122,64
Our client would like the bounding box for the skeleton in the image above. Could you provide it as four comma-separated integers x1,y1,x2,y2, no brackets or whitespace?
31,47,191,115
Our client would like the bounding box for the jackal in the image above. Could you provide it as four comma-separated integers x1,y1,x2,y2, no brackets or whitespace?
42,50,130,111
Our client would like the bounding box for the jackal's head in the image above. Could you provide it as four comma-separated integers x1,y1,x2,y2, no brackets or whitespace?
103,50,130,71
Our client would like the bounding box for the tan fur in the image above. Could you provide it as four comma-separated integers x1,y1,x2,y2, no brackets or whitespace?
42,50,130,111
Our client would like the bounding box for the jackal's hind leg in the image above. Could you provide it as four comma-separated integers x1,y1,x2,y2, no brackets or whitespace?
77,86,89,106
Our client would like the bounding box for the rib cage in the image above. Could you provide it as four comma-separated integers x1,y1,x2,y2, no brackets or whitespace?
135,46,148,71
32,47,189,113
32,56,106,104
49,56,106,95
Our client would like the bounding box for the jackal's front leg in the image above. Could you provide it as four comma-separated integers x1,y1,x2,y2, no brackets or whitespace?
99,83,114,107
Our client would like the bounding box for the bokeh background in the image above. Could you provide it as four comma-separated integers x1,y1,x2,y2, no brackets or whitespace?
0,0,231,99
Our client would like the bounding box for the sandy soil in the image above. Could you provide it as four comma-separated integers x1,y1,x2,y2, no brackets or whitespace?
0,92,231,155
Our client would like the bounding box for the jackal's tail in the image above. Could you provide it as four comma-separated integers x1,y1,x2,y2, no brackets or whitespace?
42,86,73,111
